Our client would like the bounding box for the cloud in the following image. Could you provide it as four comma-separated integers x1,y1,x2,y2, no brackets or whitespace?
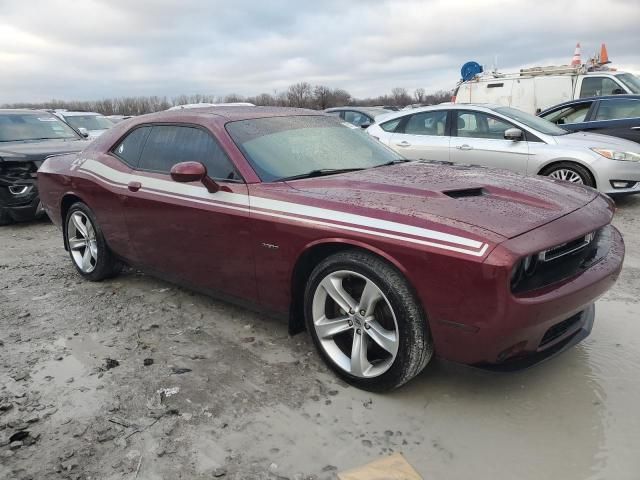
0,0,638,103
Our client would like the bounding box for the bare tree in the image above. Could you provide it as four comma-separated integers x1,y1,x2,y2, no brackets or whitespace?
287,82,313,108
414,88,425,104
391,87,412,107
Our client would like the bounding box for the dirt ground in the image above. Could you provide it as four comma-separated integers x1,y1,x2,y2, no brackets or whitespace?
1,196,639,480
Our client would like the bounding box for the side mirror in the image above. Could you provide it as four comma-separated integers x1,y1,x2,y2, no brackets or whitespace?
170,161,219,193
612,88,625,95
504,128,523,141
360,122,372,129
78,127,90,138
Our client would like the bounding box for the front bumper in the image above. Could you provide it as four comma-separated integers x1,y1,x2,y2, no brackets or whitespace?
476,303,594,371
431,220,624,367
594,158,640,195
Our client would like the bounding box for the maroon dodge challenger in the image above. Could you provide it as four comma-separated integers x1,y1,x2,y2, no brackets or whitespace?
37,107,624,391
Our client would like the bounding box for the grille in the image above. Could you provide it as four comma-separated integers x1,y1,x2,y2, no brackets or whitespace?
540,312,582,347
539,231,596,262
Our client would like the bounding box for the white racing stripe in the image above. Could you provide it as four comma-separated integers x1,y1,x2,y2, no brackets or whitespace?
78,159,489,256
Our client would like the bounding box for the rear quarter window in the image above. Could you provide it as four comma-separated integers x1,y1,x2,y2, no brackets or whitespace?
112,126,151,167
380,118,401,132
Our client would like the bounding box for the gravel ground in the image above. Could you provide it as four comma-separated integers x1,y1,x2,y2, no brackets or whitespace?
1,195,639,480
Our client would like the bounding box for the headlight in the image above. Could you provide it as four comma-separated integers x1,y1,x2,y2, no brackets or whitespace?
510,254,538,288
591,148,640,162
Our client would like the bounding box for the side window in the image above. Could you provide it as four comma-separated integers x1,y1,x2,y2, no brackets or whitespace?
138,125,240,181
594,99,640,121
580,77,623,98
380,118,401,132
343,111,371,127
403,111,447,136
541,103,592,124
456,111,513,139
112,126,151,166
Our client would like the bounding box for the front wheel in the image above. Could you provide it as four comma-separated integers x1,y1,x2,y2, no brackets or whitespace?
65,202,122,281
543,162,595,188
304,250,433,391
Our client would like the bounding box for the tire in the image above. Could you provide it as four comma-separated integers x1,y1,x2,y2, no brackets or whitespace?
64,202,122,281
304,250,433,391
543,162,595,188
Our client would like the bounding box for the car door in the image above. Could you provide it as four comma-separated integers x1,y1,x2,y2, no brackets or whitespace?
587,98,640,143
388,110,450,161
115,123,256,300
450,110,530,173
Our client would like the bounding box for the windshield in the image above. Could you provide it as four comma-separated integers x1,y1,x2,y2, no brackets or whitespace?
615,73,640,94
493,106,568,136
226,115,404,182
0,112,80,142
64,114,114,131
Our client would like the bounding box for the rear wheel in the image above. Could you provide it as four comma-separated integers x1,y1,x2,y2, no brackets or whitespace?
304,250,432,391
543,162,595,188
65,202,122,281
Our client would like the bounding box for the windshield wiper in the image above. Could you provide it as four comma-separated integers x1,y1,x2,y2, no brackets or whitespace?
277,167,365,182
374,159,411,167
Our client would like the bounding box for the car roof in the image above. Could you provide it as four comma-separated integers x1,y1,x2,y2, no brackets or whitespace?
58,111,103,116
373,103,503,123
0,109,52,115
325,106,390,116
136,106,323,123
539,95,640,114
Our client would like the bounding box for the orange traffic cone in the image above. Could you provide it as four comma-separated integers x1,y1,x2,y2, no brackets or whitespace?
570,42,582,66
600,43,611,64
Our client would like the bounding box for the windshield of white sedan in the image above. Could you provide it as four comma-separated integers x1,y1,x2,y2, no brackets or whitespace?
494,106,569,136
65,115,114,131
0,113,80,142
226,115,404,182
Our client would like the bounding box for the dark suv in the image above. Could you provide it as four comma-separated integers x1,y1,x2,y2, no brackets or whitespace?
0,110,88,225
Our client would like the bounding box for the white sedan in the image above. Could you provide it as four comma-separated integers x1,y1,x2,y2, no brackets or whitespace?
366,104,640,196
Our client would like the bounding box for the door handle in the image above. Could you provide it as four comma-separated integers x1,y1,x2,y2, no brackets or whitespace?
127,181,141,192
396,141,411,147
456,144,473,150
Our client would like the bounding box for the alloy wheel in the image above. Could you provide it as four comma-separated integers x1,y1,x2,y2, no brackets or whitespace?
67,211,98,273
548,168,584,184
311,270,399,378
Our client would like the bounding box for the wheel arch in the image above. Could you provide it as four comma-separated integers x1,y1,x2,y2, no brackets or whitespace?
537,158,598,188
288,238,411,335
60,192,88,251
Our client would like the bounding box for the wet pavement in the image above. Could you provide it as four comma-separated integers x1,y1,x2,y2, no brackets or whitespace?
0,195,639,479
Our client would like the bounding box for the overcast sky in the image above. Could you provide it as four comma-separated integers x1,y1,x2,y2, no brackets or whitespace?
1,0,638,103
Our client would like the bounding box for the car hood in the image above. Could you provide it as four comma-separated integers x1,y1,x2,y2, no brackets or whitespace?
554,131,640,151
286,162,598,240
0,138,88,164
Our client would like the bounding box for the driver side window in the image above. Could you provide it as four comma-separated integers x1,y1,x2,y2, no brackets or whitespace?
541,103,592,125
456,111,513,140
137,125,241,181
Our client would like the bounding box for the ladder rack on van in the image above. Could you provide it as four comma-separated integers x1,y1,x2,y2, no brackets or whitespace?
519,65,586,76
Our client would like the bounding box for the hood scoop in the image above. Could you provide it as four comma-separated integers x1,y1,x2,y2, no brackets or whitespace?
443,187,485,199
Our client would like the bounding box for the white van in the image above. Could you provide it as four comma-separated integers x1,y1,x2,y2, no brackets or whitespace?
453,66,640,115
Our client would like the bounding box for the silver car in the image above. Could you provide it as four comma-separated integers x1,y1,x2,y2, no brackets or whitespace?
366,104,640,195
